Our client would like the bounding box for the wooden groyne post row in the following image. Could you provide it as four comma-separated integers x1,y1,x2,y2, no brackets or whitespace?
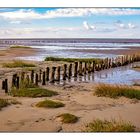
1,54,140,94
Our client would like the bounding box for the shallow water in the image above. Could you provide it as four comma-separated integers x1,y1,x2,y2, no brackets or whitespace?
15,42,140,61
58,62,140,85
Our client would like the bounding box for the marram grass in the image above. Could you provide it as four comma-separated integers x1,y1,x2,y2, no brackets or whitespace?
10,45,31,49
85,119,135,132
56,113,79,123
36,99,64,108
0,98,21,110
11,87,58,98
94,84,140,99
44,56,101,63
2,60,36,68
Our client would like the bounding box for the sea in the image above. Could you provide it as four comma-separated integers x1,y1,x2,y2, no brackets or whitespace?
0,38,140,61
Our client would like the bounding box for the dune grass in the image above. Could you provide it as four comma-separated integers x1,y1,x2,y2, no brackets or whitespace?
0,98,21,110
10,45,31,49
94,84,140,99
2,60,36,68
57,113,79,123
85,119,135,132
11,87,58,98
44,57,100,63
0,99,10,110
36,99,64,108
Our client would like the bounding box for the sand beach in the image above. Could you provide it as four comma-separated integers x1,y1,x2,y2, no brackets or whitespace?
0,45,140,132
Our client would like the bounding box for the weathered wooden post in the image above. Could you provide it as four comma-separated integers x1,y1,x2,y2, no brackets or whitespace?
91,61,95,72
108,58,111,68
39,69,42,82
68,64,72,78
78,61,83,76
56,66,61,81
31,70,34,83
83,62,87,74
106,58,109,69
42,71,46,85
26,75,30,85
50,67,56,83
63,64,67,80
88,62,91,73
16,76,19,89
46,67,50,81
2,80,5,90
74,62,78,77
21,72,25,82
5,79,8,93
35,73,38,86
12,74,17,87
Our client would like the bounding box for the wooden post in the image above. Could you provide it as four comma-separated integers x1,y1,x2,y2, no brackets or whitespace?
63,64,67,80
50,67,56,83
74,62,78,77
56,66,61,81
5,79,8,93
31,70,34,83
21,72,25,82
108,58,111,68
83,62,87,74
35,73,38,86
39,69,42,82
2,80,5,90
16,76,19,89
12,74,17,87
91,61,95,72
26,75,30,85
78,61,83,76
46,67,50,81
88,62,91,73
68,64,72,78
42,71,46,85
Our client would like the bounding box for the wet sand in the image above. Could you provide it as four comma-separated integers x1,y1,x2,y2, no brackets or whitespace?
0,48,38,62
0,47,140,132
70,46,140,55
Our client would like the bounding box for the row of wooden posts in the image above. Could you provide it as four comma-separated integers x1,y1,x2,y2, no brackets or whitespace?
1,54,140,93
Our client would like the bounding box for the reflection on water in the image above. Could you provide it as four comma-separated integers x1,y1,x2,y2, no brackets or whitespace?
58,62,140,85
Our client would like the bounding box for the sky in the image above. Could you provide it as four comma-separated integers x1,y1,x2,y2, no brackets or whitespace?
0,8,140,38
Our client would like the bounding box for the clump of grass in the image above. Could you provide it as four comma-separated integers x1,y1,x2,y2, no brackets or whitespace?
94,84,140,99
23,67,36,71
10,45,31,49
19,80,38,89
11,87,58,98
2,60,36,68
36,99,64,108
0,98,21,110
0,98,10,110
56,113,79,123
85,119,135,132
44,57,100,63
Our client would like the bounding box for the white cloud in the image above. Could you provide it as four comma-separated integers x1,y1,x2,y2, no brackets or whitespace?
10,21,22,24
0,8,140,21
128,23,136,29
115,21,136,29
83,21,95,30
117,23,126,29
